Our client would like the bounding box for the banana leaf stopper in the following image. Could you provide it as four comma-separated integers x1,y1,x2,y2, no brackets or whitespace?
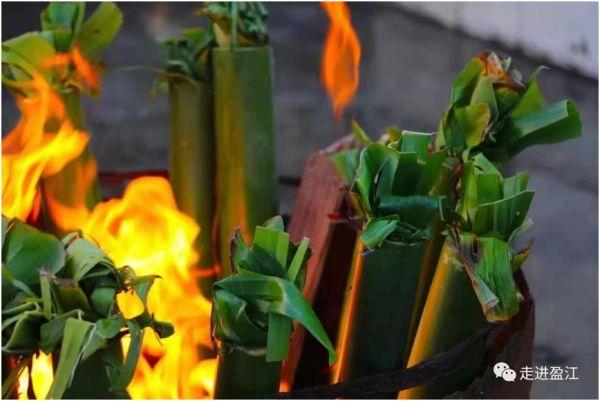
333,126,447,249
436,51,582,161
1,216,173,399
160,27,214,84
449,154,534,322
202,2,269,47
211,216,337,365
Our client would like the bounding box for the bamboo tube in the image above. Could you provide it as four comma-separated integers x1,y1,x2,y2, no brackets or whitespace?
334,240,426,397
399,239,487,399
405,163,454,357
168,79,215,296
329,133,445,394
214,349,282,399
213,46,279,278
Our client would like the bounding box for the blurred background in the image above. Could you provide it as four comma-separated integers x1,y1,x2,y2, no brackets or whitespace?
2,2,598,398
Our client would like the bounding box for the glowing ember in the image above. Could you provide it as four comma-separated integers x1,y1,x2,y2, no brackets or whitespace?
321,1,362,120
4,51,215,398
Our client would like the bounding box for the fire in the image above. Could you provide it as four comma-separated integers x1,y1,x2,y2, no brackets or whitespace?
4,51,215,398
2,74,88,222
321,1,361,119
83,177,216,398
17,352,53,400
41,46,101,93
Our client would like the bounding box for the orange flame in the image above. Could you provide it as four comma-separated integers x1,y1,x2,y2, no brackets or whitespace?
5,51,215,399
2,74,89,222
321,2,361,120
41,46,101,93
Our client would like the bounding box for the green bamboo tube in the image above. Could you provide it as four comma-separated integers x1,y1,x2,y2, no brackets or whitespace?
168,79,216,297
214,348,281,399
333,239,426,397
41,90,101,237
405,163,454,358
213,46,279,278
399,239,487,399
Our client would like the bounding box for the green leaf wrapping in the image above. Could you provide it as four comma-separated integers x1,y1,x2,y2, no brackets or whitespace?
40,2,85,52
2,218,65,287
331,129,447,389
402,52,577,399
3,3,124,239
1,217,173,399
214,275,336,364
74,3,123,60
212,218,335,363
161,27,214,82
212,217,335,398
203,2,269,47
455,234,520,322
449,154,533,322
349,131,445,247
47,318,94,399
437,52,581,160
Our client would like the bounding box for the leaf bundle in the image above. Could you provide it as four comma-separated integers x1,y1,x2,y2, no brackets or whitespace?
1,216,172,399
202,2,269,47
402,53,582,398
436,52,581,161
2,2,123,236
211,216,336,398
401,155,533,398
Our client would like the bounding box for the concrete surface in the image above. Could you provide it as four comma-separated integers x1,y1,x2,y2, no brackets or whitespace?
399,2,599,78
2,2,598,398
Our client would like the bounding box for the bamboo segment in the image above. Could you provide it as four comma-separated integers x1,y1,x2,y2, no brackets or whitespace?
41,90,101,237
213,46,279,278
168,80,215,296
334,240,425,397
399,240,487,399
405,163,454,357
214,349,282,399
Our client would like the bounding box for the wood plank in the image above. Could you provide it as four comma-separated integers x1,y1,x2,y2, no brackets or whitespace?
282,136,359,390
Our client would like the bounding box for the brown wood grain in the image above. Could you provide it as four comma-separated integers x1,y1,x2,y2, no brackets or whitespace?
282,135,358,390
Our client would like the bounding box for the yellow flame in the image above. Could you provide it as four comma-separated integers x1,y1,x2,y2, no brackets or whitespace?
31,353,54,399
78,177,216,398
17,353,54,400
321,1,361,120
